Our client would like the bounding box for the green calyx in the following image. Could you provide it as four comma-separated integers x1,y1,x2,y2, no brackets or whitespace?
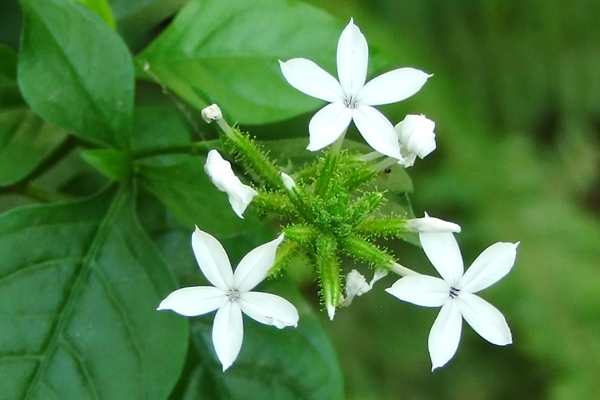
220,127,415,316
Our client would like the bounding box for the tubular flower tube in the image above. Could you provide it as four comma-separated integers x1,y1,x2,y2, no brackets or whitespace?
405,212,461,233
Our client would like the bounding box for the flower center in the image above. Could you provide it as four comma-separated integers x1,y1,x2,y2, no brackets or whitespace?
227,288,240,302
449,286,460,299
344,95,357,109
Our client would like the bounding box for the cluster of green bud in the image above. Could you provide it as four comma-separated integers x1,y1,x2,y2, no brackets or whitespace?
211,116,422,319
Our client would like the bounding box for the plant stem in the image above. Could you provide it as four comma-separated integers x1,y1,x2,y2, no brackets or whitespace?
131,141,215,161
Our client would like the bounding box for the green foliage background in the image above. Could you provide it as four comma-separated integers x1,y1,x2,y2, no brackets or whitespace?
1,0,600,399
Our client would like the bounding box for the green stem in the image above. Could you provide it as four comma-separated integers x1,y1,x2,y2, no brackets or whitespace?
131,141,214,161
314,150,338,200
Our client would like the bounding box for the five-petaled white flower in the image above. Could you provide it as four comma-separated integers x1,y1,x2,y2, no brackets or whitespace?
279,19,430,160
386,232,518,370
157,228,299,371
395,114,436,167
204,150,257,218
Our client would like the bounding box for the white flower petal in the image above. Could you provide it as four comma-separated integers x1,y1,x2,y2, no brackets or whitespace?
157,286,227,316
239,292,299,328
352,105,402,159
457,293,512,346
341,270,371,306
337,19,368,98
420,232,464,286
191,227,233,290
280,172,296,191
395,114,436,160
212,301,244,371
307,103,353,151
204,150,235,193
385,275,450,307
406,213,461,233
357,67,430,106
279,58,344,102
228,183,258,219
204,150,257,219
428,300,462,370
233,234,285,292
458,242,519,293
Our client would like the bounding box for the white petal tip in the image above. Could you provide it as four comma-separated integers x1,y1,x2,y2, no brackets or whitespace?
281,172,296,190
326,304,336,320
306,143,322,152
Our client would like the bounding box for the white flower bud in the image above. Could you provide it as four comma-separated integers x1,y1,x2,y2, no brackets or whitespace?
280,172,296,191
395,114,436,167
204,150,257,218
406,212,461,233
201,104,223,123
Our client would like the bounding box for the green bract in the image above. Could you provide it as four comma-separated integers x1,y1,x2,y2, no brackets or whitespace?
217,125,418,318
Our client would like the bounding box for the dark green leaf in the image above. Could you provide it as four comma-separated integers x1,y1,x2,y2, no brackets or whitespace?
0,44,22,108
18,0,134,149
130,105,193,167
137,155,257,237
0,44,69,186
136,0,343,124
179,279,344,400
0,184,188,399
108,0,188,52
80,148,131,181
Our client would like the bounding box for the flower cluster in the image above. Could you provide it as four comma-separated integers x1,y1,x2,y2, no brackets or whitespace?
158,19,518,372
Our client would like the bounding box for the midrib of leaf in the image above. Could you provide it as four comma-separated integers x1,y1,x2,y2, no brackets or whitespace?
22,185,128,400
27,3,120,148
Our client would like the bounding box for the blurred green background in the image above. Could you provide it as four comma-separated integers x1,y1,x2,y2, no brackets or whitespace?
305,1,600,399
2,0,600,399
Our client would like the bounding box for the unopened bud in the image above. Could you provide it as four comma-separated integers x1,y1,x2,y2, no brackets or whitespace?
201,104,223,123
395,114,436,167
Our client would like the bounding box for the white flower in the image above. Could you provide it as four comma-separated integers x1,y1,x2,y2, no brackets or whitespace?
341,268,389,306
279,19,430,159
204,150,257,218
158,228,299,371
386,232,518,370
395,114,436,167
406,212,461,233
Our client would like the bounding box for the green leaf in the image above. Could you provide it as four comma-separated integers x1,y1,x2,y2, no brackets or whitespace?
0,184,187,399
80,148,131,181
136,0,343,124
0,44,22,109
0,44,69,186
137,155,257,237
18,0,134,150
74,0,116,28
130,105,194,167
108,0,188,52
178,279,344,400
